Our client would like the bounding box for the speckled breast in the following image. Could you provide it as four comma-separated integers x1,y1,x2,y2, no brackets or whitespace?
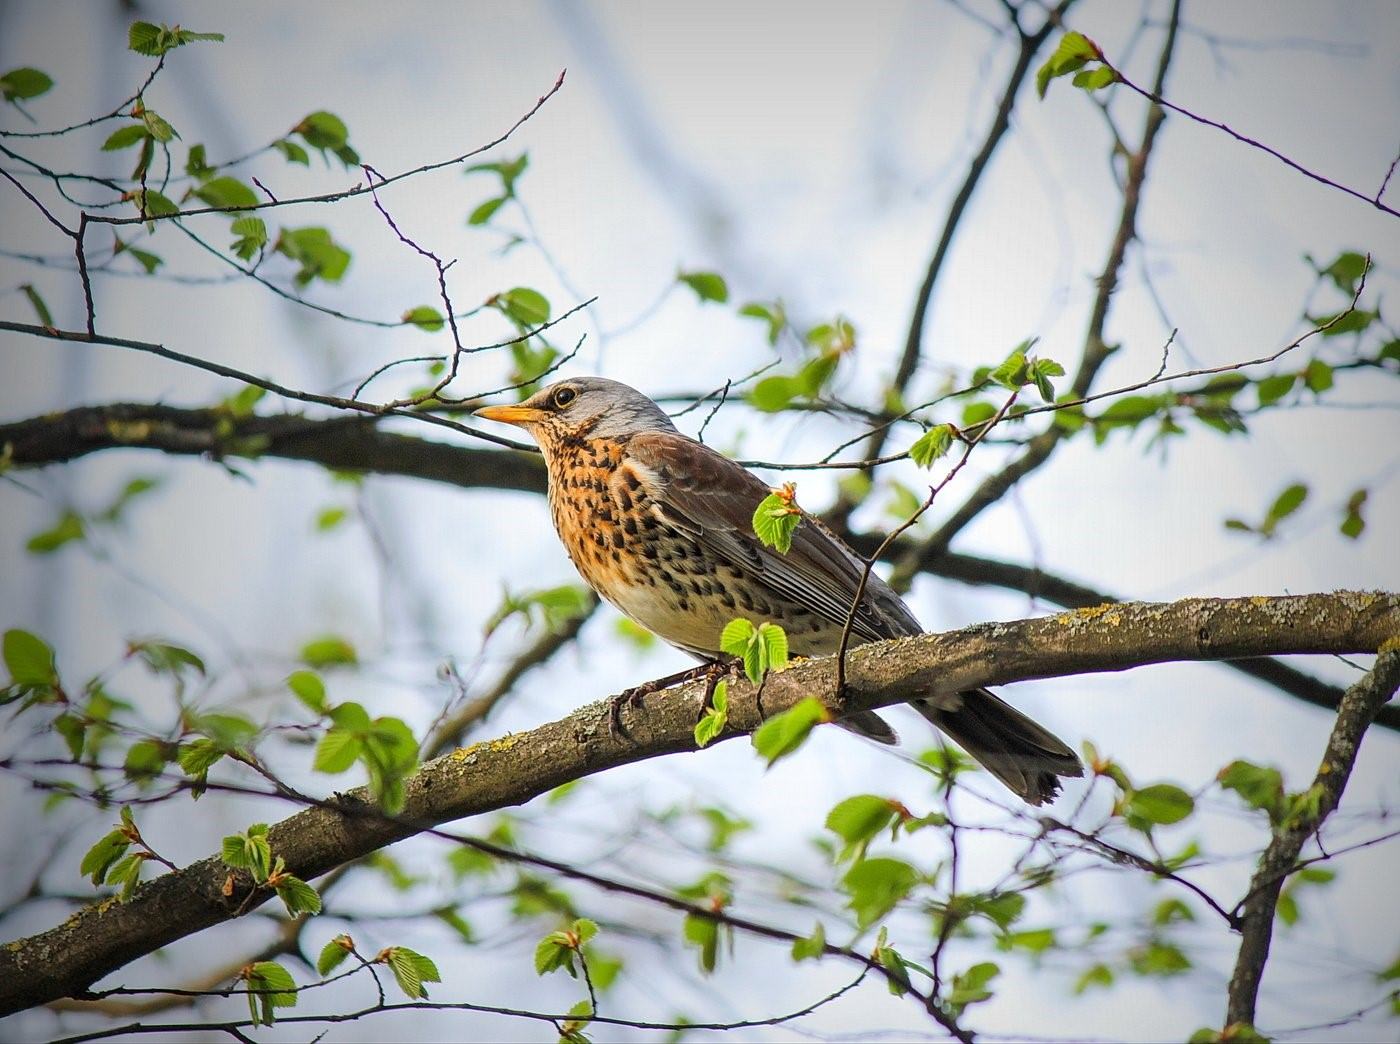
545,437,838,658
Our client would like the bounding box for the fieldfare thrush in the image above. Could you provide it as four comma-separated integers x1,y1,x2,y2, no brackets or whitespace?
475,376,1082,804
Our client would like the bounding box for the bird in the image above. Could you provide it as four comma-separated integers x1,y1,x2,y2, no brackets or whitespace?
474,376,1082,804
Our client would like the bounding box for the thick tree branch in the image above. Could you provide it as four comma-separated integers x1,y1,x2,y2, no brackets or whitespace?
1224,644,1400,1031
0,402,546,494
1,592,1395,1014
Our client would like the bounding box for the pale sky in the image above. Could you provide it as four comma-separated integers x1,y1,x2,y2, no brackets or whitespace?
2,2,1398,1041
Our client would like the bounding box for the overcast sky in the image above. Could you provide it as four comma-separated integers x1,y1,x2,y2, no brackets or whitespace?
2,2,1398,1041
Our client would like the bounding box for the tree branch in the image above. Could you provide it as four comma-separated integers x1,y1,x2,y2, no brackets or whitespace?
1,591,1395,1014
0,402,546,495
1223,644,1400,1031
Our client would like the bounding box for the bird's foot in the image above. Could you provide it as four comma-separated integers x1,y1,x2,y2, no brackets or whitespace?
695,658,742,724
607,660,739,738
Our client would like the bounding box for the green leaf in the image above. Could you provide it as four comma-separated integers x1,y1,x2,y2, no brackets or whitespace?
677,270,729,304
693,680,728,748
739,300,786,346
275,226,351,285
273,138,310,165
1314,250,1370,294
990,349,1028,390
1124,783,1195,828
128,22,224,56
961,400,997,427
131,189,179,220
1,67,54,103
222,383,267,417
998,927,1058,954
1071,65,1118,91
317,936,353,976
751,489,801,553
825,795,902,862
748,375,802,412
682,913,723,974
313,726,362,774
1340,488,1367,539
122,738,167,780
1152,898,1196,926
909,424,953,468
947,961,1000,1013
53,712,86,759
275,874,322,917
1310,309,1376,338
300,635,357,668
177,738,225,776
102,123,149,151
1075,962,1114,993
1262,483,1308,536
243,960,297,1027
131,640,205,678
493,287,551,327
1218,759,1285,819
752,697,830,768
1129,939,1192,976
26,512,84,554
286,670,327,714
221,823,273,881
1255,373,1296,407
842,856,918,928
1302,358,1335,392
791,922,826,962
466,195,506,226
4,629,57,686
1036,31,1102,97
193,176,256,210
535,929,580,977
402,305,445,332
107,851,146,902
139,108,178,143
80,829,132,885
18,284,54,328
295,111,349,151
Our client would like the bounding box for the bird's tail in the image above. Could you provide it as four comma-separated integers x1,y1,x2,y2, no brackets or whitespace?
913,688,1083,806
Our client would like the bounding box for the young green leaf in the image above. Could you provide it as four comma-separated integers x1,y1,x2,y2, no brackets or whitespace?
1036,31,1103,97
825,795,904,862
791,922,826,962
492,287,551,327
402,305,445,332
80,829,132,886
300,635,357,668
221,823,273,881
317,935,354,976
1,67,55,103
4,629,57,687
909,424,953,468
693,680,728,748
243,960,297,1027
1123,783,1195,829
751,485,802,553
752,698,831,768
286,670,327,714
102,123,149,151
842,856,919,928
274,874,322,917
677,270,729,304
1340,488,1367,539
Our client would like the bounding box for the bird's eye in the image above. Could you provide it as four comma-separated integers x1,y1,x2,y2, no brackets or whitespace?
552,386,577,408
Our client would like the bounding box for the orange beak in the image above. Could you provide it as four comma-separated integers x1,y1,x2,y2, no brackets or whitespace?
472,403,546,426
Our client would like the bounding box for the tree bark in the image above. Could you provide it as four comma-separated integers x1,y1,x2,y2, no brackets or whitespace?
0,591,1394,1015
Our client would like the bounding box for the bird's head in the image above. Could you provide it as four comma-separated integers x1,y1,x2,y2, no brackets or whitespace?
474,376,677,452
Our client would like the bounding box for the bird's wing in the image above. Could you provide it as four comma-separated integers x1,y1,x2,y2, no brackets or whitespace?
627,430,921,642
